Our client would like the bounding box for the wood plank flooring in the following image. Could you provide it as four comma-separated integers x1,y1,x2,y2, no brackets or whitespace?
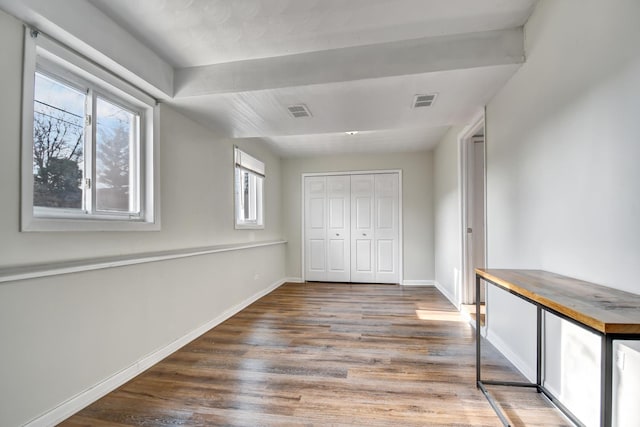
61,283,570,426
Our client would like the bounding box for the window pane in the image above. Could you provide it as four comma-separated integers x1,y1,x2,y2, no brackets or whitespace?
235,165,263,228
243,171,251,220
33,72,85,209
240,171,260,222
95,97,137,213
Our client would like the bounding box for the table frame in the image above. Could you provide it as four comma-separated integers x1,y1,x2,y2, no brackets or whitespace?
475,272,640,427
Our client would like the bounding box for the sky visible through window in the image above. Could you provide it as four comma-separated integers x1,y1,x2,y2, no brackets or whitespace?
33,72,85,209
33,72,137,213
95,96,135,212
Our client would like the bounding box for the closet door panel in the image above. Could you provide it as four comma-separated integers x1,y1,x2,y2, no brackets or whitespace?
350,175,375,283
376,240,394,272
355,198,372,229
326,176,350,282
355,239,372,272
374,174,399,283
308,198,325,229
377,197,394,229
309,239,326,271
305,177,327,281
328,240,345,270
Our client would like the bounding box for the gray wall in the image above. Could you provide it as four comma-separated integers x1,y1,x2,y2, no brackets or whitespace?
0,9,285,426
282,151,435,282
484,1,640,424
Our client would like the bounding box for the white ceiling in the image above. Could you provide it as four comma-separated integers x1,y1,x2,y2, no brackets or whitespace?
90,0,536,68
85,0,538,157
170,64,519,156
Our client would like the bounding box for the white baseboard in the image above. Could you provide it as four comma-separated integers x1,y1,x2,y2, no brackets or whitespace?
284,277,304,283
433,281,459,310
459,309,473,324
401,280,461,311
25,278,287,427
402,280,435,286
485,329,536,383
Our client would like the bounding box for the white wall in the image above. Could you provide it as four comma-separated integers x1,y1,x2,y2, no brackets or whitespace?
0,246,285,427
613,341,640,427
485,0,640,424
0,108,282,266
0,9,285,426
0,0,173,97
433,126,464,305
281,151,434,282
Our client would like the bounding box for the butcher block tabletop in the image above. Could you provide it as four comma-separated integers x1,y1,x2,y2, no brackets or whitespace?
475,269,640,334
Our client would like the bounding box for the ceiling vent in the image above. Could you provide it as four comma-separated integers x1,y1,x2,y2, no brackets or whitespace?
413,94,437,108
287,104,312,118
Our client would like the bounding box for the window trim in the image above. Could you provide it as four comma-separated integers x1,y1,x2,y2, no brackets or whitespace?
21,27,160,232
234,147,265,230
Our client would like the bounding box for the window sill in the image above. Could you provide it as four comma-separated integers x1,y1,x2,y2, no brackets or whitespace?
21,215,160,232
234,223,265,230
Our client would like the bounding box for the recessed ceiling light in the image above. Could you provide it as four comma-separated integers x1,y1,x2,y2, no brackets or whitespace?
345,131,358,135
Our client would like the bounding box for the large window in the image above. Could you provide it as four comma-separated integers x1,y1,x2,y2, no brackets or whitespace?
22,29,158,231
234,147,264,229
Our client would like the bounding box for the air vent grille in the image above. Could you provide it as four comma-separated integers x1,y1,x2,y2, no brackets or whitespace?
413,94,437,108
287,104,312,118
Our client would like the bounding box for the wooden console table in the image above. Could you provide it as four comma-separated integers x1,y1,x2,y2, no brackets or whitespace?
475,269,640,427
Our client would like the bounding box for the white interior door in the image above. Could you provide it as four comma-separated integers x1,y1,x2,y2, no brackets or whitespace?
304,176,327,281
374,173,399,284
471,139,486,302
350,175,375,283
463,137,486,303
326,176,350,282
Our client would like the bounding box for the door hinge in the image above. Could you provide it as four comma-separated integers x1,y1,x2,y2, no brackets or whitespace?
85,115,92,126
85,178,91,189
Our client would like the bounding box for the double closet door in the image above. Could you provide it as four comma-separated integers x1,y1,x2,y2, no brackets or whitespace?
304,173,400,284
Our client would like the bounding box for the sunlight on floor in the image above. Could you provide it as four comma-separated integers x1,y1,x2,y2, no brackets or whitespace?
415,309,464,322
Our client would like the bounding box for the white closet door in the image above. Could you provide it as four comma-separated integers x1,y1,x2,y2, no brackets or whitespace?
305,173,399,284
326,176,351,282
350,175,375,283
374,173,399,283
304,176,327,281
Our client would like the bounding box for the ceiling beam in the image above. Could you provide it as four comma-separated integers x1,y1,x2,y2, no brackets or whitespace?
175,28,524,97
0,0,174,98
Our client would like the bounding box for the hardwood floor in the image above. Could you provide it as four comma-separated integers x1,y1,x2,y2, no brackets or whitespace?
61,283,569,426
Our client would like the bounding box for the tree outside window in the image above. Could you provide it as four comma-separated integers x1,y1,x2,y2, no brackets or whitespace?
33,74,84,209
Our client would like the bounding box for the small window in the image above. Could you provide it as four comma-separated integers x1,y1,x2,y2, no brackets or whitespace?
234,147,264,229
22,29,158,231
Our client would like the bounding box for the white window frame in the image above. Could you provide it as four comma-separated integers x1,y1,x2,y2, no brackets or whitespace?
21,28,160,232
234,147,264,229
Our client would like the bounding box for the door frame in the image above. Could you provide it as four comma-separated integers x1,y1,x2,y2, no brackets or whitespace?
301,169,403,284
458,112,487,305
